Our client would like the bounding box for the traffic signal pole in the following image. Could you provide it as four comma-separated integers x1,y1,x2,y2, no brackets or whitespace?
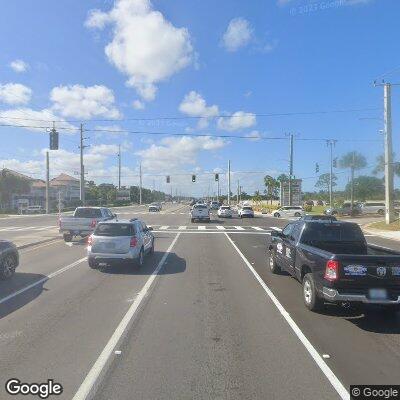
228,160,231,206
46,151,49,214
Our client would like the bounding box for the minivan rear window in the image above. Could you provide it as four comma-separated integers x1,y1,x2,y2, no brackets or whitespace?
94,223,133,236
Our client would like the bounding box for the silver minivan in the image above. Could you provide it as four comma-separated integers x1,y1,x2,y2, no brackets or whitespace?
87,219,154,268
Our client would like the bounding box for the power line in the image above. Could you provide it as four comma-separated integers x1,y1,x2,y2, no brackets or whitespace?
0,106,381,123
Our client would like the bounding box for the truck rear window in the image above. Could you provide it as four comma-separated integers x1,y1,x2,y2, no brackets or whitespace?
75,208,102,218
94,223,133,236
301,223,364,243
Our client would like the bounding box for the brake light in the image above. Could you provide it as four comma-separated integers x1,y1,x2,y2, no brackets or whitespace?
87,235,93,246
324,260,339,281
130,237,138,247
90,219,97,228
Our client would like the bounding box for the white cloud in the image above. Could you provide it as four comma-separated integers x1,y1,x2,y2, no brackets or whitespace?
50,84,121,119
85,0,194,102
9,60,29,73
0,108,77,132
136,135,226,171
222,18,253,52
0,158,43,176
246,130,262,141
217,111,256,131
0,83,32,105
179,91,219,129
133,99,145,110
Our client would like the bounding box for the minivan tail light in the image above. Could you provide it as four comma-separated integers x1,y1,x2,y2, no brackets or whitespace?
130,237,138,247
324,260,339,281
90,219,97,228
87,235,93,246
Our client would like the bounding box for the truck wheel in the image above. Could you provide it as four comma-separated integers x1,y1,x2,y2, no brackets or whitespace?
274,213,280,218
268,251,280,274
0,254,17,280
302,273,324,312
63,233,72,242
378,209,384,216
88,257,98,269
294,212,301,217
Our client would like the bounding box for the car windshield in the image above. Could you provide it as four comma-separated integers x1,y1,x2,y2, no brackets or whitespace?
74,208,102,218
94,223,133,236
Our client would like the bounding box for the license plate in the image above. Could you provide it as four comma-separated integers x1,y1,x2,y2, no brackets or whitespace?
369,288,387,300
105,242,115,250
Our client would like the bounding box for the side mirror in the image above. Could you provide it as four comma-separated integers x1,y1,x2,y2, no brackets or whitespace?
271,230,281,238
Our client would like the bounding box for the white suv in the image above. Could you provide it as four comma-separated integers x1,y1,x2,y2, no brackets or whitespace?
273,206,304,218
360,202,385,215
191,204,210,222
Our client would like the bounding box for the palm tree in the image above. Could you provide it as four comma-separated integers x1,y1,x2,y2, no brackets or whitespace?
339,151,367,209
373,153,400,176
264,175,278,204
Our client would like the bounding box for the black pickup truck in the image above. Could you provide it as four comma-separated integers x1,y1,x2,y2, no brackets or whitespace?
268,220,400,313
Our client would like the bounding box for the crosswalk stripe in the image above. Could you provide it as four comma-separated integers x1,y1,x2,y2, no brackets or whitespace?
251,226,265,231
216,225,225,230
178,226,187,230
159,226,169,230
271,226,282,231
198,226,206,230
234,226,245,230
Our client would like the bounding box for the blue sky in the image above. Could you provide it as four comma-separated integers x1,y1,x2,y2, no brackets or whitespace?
0,0,399,197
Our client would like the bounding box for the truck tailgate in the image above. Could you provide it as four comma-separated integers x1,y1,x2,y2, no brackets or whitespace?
59,217,93,231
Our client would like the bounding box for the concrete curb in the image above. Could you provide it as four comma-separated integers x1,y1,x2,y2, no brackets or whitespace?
17,237,61,250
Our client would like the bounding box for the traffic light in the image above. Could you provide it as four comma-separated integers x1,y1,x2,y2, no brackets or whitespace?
50,130,59,150
192,174,196,182
215,173,219,182
333,158,337,168
315,163,319,173
166,175,170,183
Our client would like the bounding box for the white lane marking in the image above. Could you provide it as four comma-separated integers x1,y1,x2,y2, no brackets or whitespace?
198,225,206,230
224,233,349,400
251,226,265,231
0,257,86,305
159,226,169,230
72,233,180,400
216,225,225,230
270,226,282,232
234,226,245,230
152,230,271,235
178,226,187,230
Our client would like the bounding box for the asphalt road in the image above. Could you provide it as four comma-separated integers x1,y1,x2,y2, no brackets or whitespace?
0,205,399,399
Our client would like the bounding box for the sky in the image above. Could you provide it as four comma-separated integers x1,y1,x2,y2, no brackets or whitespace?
0,0,399,197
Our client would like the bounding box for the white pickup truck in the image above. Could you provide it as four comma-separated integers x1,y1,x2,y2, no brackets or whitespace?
59,207,116,242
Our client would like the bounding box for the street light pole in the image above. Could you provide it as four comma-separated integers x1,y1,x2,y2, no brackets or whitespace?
288,134,294,206
327,140,337,207
228,160,231,206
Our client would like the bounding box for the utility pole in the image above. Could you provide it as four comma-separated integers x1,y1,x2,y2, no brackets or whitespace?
327,140,337,207
217,178,220,202
239,185,242,203
228,160,231,205
288,134,294,206
350,151,355,212
237,180,240,204
118,144,121,190
139,163,142,205
79,123,87,205
375,81,396,224
46,151,50,214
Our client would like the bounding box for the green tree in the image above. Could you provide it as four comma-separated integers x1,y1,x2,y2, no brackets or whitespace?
315,173,337,192
276,174,289,183
373,153,400,176
264,175,279,204
0,172,31,207
345,175,384,201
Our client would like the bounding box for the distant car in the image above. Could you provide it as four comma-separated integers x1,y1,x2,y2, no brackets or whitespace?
210,201,220,210
300,214,337,221
324,202,361,217
316,200,324,206
148,203,161,212
304,200,314,206
0,240,19,279
238,206,254,218
23,205,45,214
360,202,385,216
217,205,233,218
273,206,304,218
191,204,210,222
87,219,154,269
